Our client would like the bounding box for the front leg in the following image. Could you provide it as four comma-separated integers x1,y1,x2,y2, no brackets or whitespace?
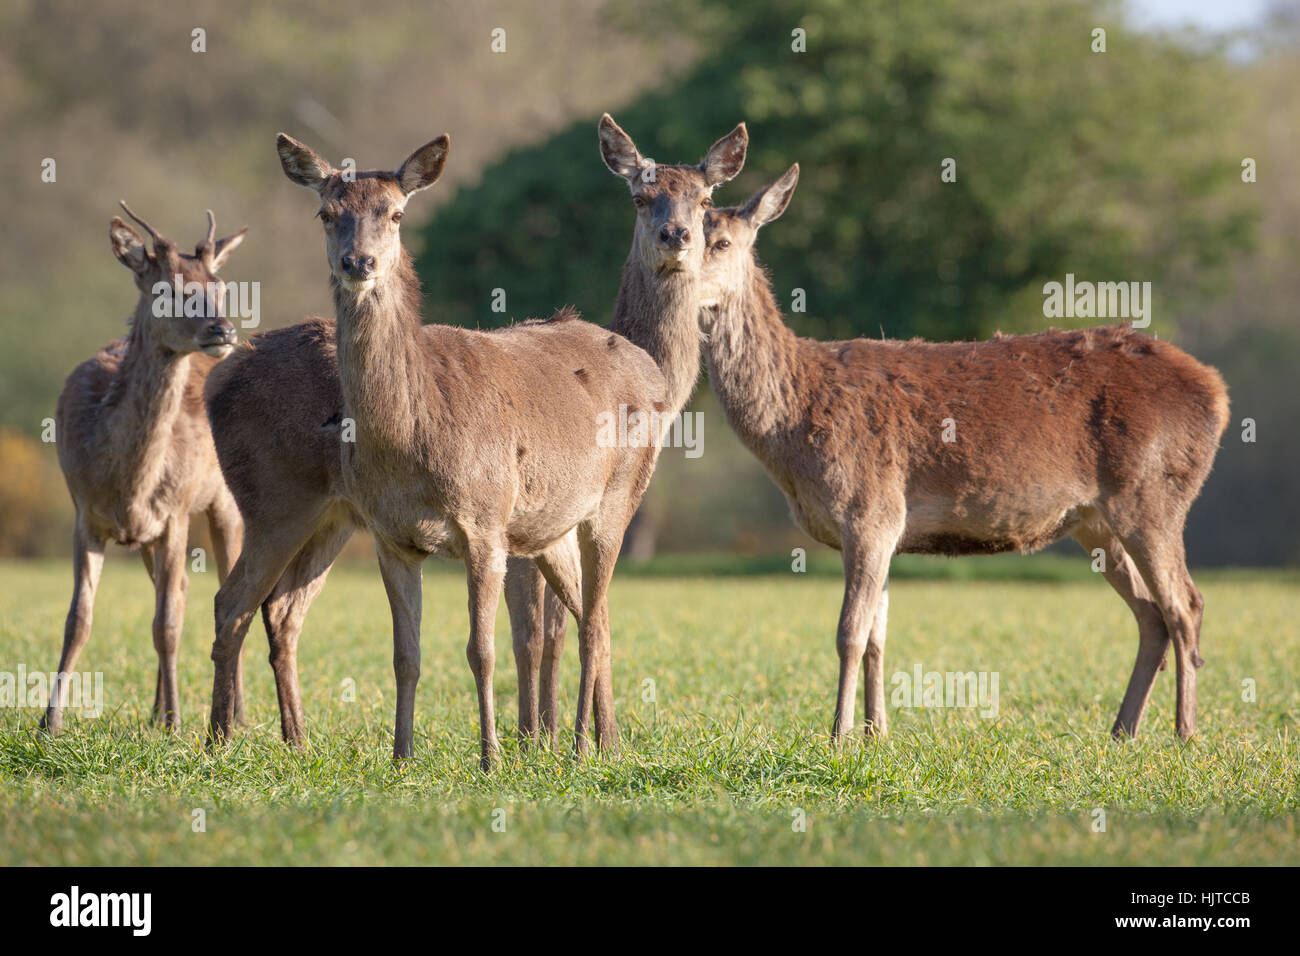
376,544,425,761
151,516,191,730
465,540,507,771
862,576,889,737
207,497,248,727
832,534,894,742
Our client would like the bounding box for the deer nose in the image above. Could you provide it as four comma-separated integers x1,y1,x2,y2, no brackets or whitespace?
204,320,236,345
658,224,690,249
341,255,375,278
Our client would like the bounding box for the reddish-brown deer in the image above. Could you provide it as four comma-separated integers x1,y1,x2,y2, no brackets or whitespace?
699,166,1230,741
203,116,746,753
208,133,676,769
43,204,248,733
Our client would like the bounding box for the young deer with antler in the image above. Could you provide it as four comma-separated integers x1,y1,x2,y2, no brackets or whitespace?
43,204,248,733
208,133,678,768
699,166,1229,741
203,116,747,754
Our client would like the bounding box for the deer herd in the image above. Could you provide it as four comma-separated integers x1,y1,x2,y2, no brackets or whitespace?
40,115,1229,768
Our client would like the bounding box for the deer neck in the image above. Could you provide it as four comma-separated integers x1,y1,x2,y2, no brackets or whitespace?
102,306,194,512
609,255,702,419
331,251,432,452
705,259,804,447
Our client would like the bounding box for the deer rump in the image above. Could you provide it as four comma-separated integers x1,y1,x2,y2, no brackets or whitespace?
768,325,1230,556
205,310,666,560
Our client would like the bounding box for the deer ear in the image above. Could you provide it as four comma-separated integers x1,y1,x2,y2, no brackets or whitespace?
210,227,249,272
742,164,799,227
701,122,748,186
109,217,150,275
396,135,450,195
598,113,647,182
276,133,334,192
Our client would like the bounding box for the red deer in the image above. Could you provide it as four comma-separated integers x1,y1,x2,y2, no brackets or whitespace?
204,117,746,755
44,204,247,733
208,133,683,769
698,165,1230,741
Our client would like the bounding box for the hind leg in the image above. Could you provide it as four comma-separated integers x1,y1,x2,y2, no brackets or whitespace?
505,557,546,743
535,530,581,744
1101,505,1204,741
210,504,329,744
41,515,105,733
260,513,354,746
1073,512,1170,738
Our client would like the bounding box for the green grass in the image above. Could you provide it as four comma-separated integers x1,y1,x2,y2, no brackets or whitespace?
1,558,1297,865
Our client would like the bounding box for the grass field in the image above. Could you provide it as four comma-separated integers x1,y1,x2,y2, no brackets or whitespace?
1,558,1296,866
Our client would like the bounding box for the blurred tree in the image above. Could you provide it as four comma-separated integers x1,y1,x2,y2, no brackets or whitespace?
0,428,68,557
417,0,1255,342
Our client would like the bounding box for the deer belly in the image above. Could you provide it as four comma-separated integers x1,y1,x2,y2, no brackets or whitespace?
900,491,1085,556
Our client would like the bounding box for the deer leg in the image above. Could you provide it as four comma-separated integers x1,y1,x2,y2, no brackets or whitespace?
207,496,249,727
535,530,581,745
464,540,507,772
375,543,424,761
505,557,545,744
139,543,167,724
259,515,354,746
573,521,620,757
210,513,318,745
540,585,570,747
41,516,106,734
1116,527,1203,741
862,576,890,737
832,535,893,742
1072,515,1170,738
150,516,190,731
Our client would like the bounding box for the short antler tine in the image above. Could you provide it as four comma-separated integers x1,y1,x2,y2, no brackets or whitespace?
205,209,217,250
118,199,164,246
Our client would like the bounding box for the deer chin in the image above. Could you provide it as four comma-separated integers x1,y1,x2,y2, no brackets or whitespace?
651,247,692,273
337,274,379,294
199,342,235,359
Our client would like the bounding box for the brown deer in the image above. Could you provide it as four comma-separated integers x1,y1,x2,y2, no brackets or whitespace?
203,116,747,754
698,166,1230,741
208,133,680,769
512,114,748,743
43,203,248,733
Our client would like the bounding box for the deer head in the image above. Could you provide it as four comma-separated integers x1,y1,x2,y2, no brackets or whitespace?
110,202,246,357
275,132,450,294
700,164,800,323
599,114,748,275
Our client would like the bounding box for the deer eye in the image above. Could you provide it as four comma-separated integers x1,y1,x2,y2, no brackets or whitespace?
701,197,713,208
632,196,646,208
392,210,403,223
317,209,334,224
715,239,731,250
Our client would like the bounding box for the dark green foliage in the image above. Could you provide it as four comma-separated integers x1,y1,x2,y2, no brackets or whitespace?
418,0,1255,342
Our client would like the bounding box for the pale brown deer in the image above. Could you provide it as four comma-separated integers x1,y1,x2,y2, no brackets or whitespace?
203,116,747,754
208,133,678,769
512,114,748,743
698,166,1230,741
43,203,248,733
